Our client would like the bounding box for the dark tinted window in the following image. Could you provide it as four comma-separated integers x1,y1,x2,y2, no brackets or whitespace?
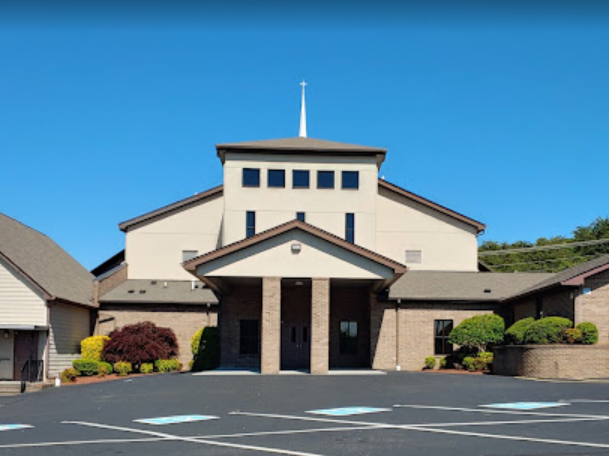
345,213,355,243
317,171,335,189
342,171,359,189
293,170,310,188
339,321,358,355
296,212,305,222
240,320,259,354
242,168,260,187
434,320,453,355
268,169,285,188
246,211,256,238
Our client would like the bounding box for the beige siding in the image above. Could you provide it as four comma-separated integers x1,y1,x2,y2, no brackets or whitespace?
376,186,479,271
126,194,224,280
48,304,91,378
0,257,47,326
0,331,14,380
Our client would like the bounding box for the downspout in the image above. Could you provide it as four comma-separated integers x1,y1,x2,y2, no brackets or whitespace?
395,299,401,371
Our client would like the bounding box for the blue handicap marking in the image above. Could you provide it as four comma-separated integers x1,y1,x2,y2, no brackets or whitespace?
134,415,219,425
307,406,391,416
0,424,33,432
481,402,568,410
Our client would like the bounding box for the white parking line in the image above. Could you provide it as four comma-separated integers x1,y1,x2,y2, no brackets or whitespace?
63,420,333,456
232,411,609,449
393,404,609,419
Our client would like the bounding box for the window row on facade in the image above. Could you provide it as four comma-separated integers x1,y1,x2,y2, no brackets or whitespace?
242,168,359,190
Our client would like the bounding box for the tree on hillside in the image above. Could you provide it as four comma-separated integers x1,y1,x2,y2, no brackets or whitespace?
479,217,609,273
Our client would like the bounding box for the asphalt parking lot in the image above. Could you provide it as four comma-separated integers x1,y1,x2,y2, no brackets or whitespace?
2,372,609,456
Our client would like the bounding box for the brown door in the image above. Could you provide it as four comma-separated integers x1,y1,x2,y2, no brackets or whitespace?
281,323,310,370
13,331,38,381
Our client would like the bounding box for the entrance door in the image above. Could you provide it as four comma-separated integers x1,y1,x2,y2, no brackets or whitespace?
13,331,38,381
281,323,310,370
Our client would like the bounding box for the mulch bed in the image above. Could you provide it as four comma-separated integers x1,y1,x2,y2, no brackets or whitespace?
63,372,168,386
421,369,484,375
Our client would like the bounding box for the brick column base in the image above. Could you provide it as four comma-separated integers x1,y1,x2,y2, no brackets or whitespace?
261,277,281,374
311,278,330,374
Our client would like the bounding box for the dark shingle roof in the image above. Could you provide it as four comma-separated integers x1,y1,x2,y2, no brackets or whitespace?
0,212,94,306
216,137,387,154
100,279,218,304
389,271,554,301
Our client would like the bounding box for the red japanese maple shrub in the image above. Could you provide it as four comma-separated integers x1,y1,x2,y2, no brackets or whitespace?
102,322,179,367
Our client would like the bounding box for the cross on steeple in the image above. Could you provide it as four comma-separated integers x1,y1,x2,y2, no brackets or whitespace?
299,80,307,138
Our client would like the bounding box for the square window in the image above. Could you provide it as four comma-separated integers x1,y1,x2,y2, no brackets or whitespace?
182,250,198,262
293,170,310,188
296,212,305,222
240,320,259,355
268,169,285,188
242,168,260,187
317,171,335,189
342,171,359,189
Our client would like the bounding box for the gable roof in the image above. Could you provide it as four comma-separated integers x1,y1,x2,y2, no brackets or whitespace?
184,219,407,277
118,185,223,232
378,179,486,233
216,137,387,154
507,254,609,300
389,271,553,302
0,212,94,307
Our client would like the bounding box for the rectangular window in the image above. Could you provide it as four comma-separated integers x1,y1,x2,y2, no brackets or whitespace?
292,170,310,188
182,250,198,262
342,171,359,189
345,213,355,243
246,211,256,238
242,168,260,187
268,169,285,188
296,212,305,222
240,320,259,355
406,250,422,264
434,320,454,355
339,321,358,355
317,171,335,189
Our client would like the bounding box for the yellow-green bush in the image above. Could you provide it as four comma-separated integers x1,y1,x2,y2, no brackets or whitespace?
140,363,154,374
81,336,110,361
190,327,219,372
114,361,133,376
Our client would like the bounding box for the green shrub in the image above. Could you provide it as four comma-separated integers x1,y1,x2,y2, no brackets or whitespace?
576,322,599,345
462,356,476,372
72,359,99,376
140,363,154,374
425,357,436,369
524,317,573,344
439,357,447,368
114,361,133,376
505,317,535,345
98,364,109,377
98,361,113,374
448,314,505,352
155,359,181,373
81,335,110,361
563,328,583,344
190,327,220,372
60,368,79,383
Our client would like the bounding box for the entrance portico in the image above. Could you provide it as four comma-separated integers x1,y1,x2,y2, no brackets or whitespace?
183,220,406,374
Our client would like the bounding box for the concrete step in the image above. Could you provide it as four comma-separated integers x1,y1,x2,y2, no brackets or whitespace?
0,382,21,396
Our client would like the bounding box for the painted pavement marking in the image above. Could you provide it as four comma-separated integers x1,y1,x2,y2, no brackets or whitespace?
393,404,609,419
63,420,332,456
481,402,568,410
0,424,32,432
307,407,391,416
232,410,609,449
134,414,218,425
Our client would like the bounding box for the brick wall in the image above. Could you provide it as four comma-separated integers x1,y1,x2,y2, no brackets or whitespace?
399,302,502,371
370,297,397,370
261,277,281,374
580,269,609,344
219,285,262,368
494,344,609,379
311,278,330,374
97,303,217,367
95,265,128,303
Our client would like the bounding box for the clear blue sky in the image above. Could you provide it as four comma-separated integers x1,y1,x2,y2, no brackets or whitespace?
1,2,608,269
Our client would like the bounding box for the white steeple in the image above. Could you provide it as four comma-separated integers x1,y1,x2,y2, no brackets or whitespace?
299,80,307,138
